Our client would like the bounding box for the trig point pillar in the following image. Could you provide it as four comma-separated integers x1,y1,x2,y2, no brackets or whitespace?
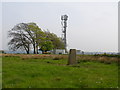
68,49,76,65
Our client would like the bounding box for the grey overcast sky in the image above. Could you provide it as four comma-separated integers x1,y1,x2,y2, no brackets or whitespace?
1,1,118,52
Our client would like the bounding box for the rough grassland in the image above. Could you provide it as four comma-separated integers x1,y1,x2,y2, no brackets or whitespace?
2,54,119,88
0,56,2,89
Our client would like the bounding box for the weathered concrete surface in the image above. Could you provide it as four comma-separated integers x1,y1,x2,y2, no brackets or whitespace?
68,49,77,65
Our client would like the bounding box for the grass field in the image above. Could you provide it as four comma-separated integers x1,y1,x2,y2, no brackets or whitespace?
0,56,2,89
2,54,119,88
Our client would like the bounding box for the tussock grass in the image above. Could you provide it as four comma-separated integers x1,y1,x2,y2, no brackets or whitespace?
2,54,68,60
77,55,118,64
2,54,119,64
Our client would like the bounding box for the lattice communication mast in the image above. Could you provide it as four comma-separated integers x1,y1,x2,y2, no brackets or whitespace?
61,15,68,53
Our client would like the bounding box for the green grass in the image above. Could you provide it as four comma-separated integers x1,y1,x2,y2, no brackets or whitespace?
2,56,118,88
0,56,2,89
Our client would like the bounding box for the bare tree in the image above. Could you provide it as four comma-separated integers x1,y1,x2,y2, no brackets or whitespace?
8,22,45,54
8,23,31,54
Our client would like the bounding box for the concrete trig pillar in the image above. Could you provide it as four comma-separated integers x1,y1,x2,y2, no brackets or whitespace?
68,49,77,65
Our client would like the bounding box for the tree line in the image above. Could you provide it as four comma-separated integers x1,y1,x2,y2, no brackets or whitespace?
8,22,65,54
